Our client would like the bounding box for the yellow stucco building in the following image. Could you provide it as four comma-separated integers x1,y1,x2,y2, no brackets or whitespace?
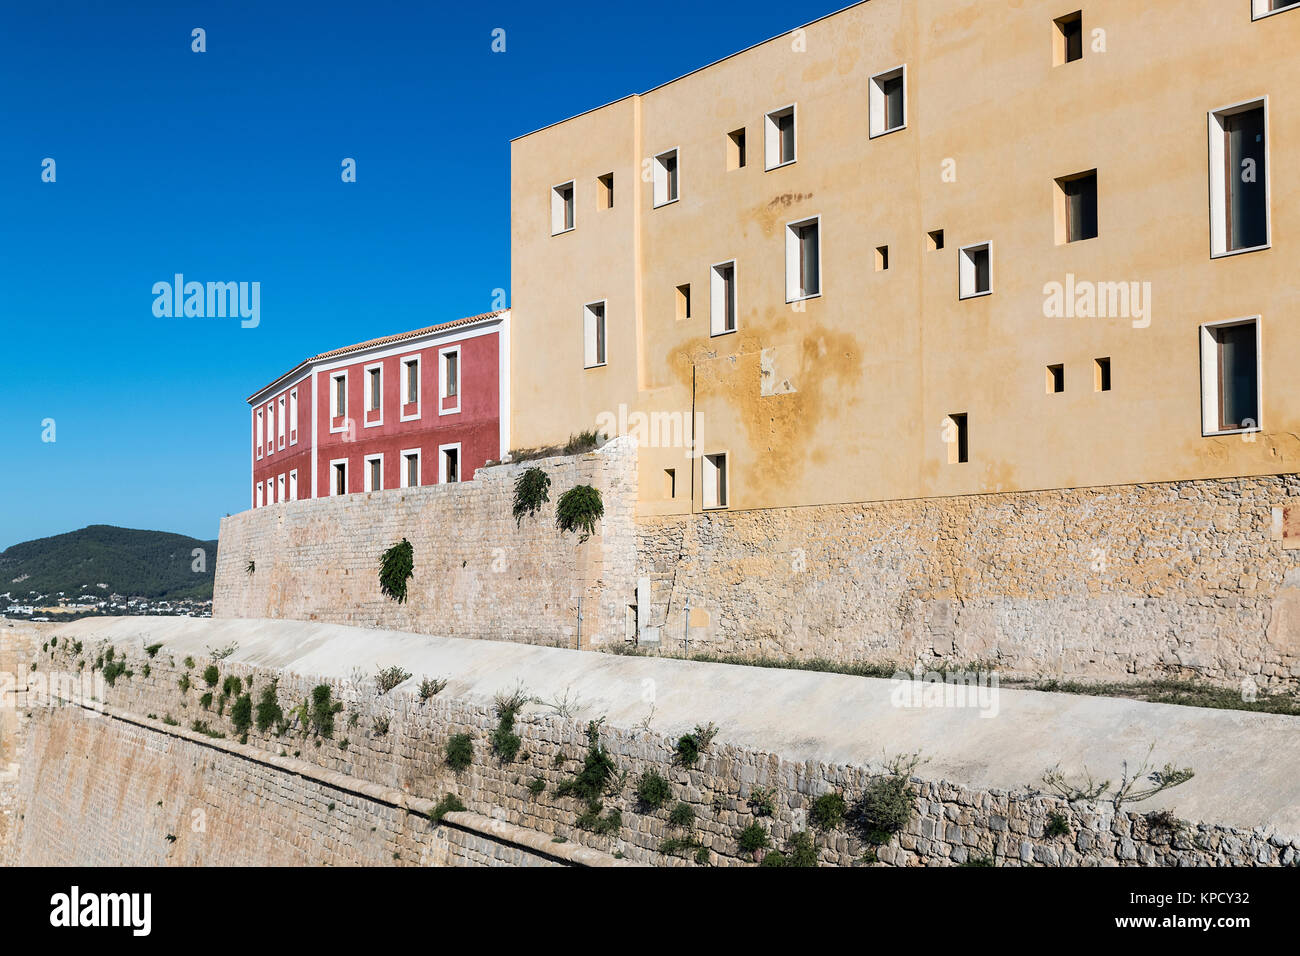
511,0,1300,517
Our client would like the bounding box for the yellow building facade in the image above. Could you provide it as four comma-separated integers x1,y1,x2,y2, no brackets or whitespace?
511,0,1300,517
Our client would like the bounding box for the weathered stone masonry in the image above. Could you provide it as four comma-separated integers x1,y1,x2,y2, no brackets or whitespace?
15,639,1298,867
214,439,1300,688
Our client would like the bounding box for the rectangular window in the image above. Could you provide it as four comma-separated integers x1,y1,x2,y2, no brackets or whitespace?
1056,170,1098,243
1252,0,1299,20
403,357,420,406
440,444,461,484
785,217,821,301
277,473,286,502
874,245,889,272
1209,101,1268,256
289,389,298,443
277,396,286,449
927,229,944,251
946,414,969,464
710,261,737,335
1094,357,1111,392
598,173,614,209
255,481,263,508
265,403,274,453
366,365,382,413
551,181,575,234
584,301,607,368
1046,364,1065,394
653,149,678,207
958,242,992,299
869,66,906,137
331,372,347,421
289,469,298,501
332,460,348,496
675,283,691,321
401,450,421,488
727,128,746,170
665,468,676,499
255,409,264,459
702,453,728,510
442,349,459,399
1201,318,1261,434
1053,12,1083,65
764,105,796,169
365,454,383,492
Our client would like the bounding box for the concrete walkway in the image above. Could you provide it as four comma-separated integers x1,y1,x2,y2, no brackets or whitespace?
53,616,1300,836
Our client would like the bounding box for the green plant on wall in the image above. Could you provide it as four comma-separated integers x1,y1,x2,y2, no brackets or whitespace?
512,467,551,526
245,559,255,575
255,681,284,733
555,485,604,542
445,733,474,772
379,538,415,604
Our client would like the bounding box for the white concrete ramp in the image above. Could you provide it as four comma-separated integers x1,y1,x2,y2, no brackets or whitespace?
53,616,1300,837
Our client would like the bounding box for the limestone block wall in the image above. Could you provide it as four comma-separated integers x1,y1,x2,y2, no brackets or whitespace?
213,437,638,648
639,475,1300,689
18,638,1296,867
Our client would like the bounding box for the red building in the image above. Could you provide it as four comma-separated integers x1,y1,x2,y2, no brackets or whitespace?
247,310,509,508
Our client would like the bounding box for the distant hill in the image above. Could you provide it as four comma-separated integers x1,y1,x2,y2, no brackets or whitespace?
0,525,218,602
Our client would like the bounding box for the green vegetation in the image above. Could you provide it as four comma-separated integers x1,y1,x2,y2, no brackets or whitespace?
748,786,776,817
575,803,622,835
245,559,255,576
737,822,771,854
429,794,466,824
658,835,704,856
445,733,474,772
673,723,718,767
0,525,217,601
230,694,253,736
144,643,163,658
528,776,546,797
635,770,672,810
102,659,127,686
199,692,213,710
419,676,447,701
255,681,284,733
668,802,695,828
183,657,195,669
962,855,995,867
810,792,848,831
191,720,225,739
855,775,916,845
306,684,343,737
178,674,191,694
512,467,552,526
491,686,530,763
759,832,818,868
222,675,242,697
555,485,604,540
554,722,617,804
503,430,604,465
378,538,415,604
375,665,412,694
374,716,390,736
1045,810,1071,838
202,665,219,687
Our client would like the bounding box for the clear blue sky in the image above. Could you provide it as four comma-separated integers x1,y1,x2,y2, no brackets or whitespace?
0,0,848,549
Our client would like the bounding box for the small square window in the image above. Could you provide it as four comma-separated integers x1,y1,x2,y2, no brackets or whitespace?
927,229,944,251
703,453,728,509
875,245,889,272
598,173,614,209
764,106,796,169
653,149,679,207
1055,170,1098,243
675,284,691,321
958,243,992,299
1054,12,1083,65
1046,364,1065,394
1094,357,1111,392
551,181,575,234
727,128,747,170
945,414,968,464
869,66,906,137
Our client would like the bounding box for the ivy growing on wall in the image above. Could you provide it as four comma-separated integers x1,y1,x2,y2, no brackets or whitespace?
379,538,415,604
555,485,604,542
512,467,551,526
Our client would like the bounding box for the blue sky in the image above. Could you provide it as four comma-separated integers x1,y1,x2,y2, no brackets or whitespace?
0,0,846,549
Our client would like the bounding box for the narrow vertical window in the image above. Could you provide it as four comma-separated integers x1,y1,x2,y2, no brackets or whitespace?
869,67,907,137
958,243,992,298
584,301,607,368
1209,100,1269,256
946,414,969,464
1056,170,1098,243
653,149,679,206
289,469,298,500
367,366,381,412
927,229,944,251
332,373,347,420
441,445,461,484
444,351,458,397
702,453,728,509
675,284,691,320
598,173,614,209
365,455,382,492
332,461,348,496
277,396,286,448
727,128,746,170
664,468,676,498
874,245,889,272
764,106,796,169
289,389,298,443
402,451,420,488
1201,319,1260,433
1094,357,1111,392
404,359,419,405
711,261,737,335
551,181,575,234
785,218,821,301
1053,12,1083,65
255,409,264,458
1046,364,1065,394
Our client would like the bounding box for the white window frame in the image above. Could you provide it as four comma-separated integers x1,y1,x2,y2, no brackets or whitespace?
277,473,286,502
1207,97,1271,259
277,395,286,450
400,354,421,422
764,104,797,170
330,458,349,496
1199,316,1263,437
266,477,275,505
583,300,607,369
289,469,298,501
551,180,575,236
400,448,422,488
265,402,274,454
653,148,679,208
289,388,298,444
329,370,349,433
364,362,383,425
439,344,461,415
785,216,822,303
255,408,264,460
702,452,729,510
958,241,993,300
438,442,462,484
710,259,738,336
364,452,384,492
1253,0,1300,20
869,65,908,139
255,481,264,508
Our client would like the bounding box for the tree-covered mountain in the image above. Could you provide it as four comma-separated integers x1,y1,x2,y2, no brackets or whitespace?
0,525,217,602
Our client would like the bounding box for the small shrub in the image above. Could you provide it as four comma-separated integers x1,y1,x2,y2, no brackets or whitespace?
810,791,847,831
1045,810,1071,838
191,720,224,739
222,675,242,697
554,721,617,804
694,846,710,865
419,676,447,701
178,674,191,694
245,559,255,575
144,643,163,658
555,484,604,541
512,466,552,526
855,774,916,844
378,538,415,604
786,830,818,867
202,665,220,687
255,681,283,733
528,776,546,797
668,802,695,828
141,664,150,678
759,850,788,867
375,665,412,695
575,802,622,835
199,692,213,710
308,684,343,737
230,694,253,735
673,723,718,767
183,657,195,669
636,770,672,810
445,733,474,772
748,786,776,817
429,794,465,824
962,855,995,867
374,716,390,736
658,836,703,856
491,685,530,763
737,822,771,854
1146,809,1184,835
102,660,127,687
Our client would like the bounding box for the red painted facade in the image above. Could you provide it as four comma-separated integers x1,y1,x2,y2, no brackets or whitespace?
248,311,508,508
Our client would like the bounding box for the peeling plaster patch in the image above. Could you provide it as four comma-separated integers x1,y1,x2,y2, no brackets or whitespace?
760,347,798,397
